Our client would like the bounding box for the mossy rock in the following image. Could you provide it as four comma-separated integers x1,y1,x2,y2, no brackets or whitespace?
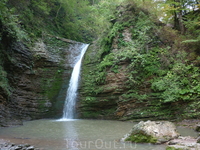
125,132,157,143
122,120,179,144
166,145,190,150
195,125,200,132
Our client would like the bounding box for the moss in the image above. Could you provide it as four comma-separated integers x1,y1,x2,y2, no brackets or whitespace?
0,65,11,96
166,146,185,150
38,68,64,113
41,68,64,100
125,132,157,144
44,36,69,50
182,100,200,119
81,111,102,118
102,108,116,115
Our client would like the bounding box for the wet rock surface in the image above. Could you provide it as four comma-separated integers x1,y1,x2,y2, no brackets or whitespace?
167,136,200,150
166,119,200,150
0,139,39,150
197,136,200,143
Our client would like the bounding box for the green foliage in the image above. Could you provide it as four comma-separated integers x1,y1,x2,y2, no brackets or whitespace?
31,0,50,16
0,65,11,96
1,0,135,43
1,0,108,42
81,111,101,118
85,96,97,103
81,68,104,96
81,3,200,119
166,146,185,150
131,11,155,46
121,91,148,102
101,23,124,55
41,68,64,100
152,60,200,103
87,0,124,36
98,53,115,71
121,43,200,105
182,100,200,118
0,0,28,41
183,11,200,43
43,36,69,52
125,132,157,143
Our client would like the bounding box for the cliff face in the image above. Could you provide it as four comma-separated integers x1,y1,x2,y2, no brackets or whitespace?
0,35,78,126
79,4,152,120
79,3,200,120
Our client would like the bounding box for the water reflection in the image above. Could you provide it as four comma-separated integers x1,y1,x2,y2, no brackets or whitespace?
60,119,80,150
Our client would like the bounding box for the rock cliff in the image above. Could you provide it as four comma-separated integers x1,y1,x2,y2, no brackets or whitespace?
0,34,79,126
79,3,200,120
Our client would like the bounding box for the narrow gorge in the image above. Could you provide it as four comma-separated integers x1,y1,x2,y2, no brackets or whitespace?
0,0,200,149
0,0,199,127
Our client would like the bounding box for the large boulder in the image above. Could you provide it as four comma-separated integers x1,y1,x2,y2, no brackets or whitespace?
122,120,179,144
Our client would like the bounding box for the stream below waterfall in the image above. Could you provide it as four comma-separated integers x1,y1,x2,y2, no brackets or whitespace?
0,119,198,150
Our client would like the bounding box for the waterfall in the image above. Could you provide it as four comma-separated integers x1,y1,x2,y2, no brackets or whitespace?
61,43,89,120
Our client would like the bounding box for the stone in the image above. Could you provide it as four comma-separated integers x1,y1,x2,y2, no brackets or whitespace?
26,146,35,150
166,145,190,150
195,124,200,132
197,136,200,143
0,141,37,150
167,136,200,150
122,120,179,144
13,145,23,150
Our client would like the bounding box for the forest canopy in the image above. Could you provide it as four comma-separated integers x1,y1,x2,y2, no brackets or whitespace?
0,0,199,43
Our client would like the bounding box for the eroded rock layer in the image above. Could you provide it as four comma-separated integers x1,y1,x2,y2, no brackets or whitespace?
79,3,200,120
0,35,80,126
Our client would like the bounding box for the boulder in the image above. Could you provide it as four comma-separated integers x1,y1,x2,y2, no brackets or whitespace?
121,120,179,144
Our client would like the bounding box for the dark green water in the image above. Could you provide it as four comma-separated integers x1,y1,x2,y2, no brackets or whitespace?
0,119,197,150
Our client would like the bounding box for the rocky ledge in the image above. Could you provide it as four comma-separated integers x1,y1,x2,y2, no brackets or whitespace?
167,136,200,150
0,139,39,150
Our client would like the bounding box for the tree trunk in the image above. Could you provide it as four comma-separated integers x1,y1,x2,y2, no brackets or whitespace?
173,0,185,34
178,11,185,34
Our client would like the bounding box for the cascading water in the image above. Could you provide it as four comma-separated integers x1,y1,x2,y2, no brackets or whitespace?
61,43,89,120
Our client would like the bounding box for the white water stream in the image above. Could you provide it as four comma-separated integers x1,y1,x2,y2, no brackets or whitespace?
61,43,89,120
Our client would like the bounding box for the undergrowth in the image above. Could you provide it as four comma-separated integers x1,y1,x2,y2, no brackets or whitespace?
81,6,200,119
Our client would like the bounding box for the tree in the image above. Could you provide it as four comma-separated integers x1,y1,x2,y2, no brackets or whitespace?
160,0,199,34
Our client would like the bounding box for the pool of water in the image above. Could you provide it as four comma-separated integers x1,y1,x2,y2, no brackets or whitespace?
0,119,197,150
